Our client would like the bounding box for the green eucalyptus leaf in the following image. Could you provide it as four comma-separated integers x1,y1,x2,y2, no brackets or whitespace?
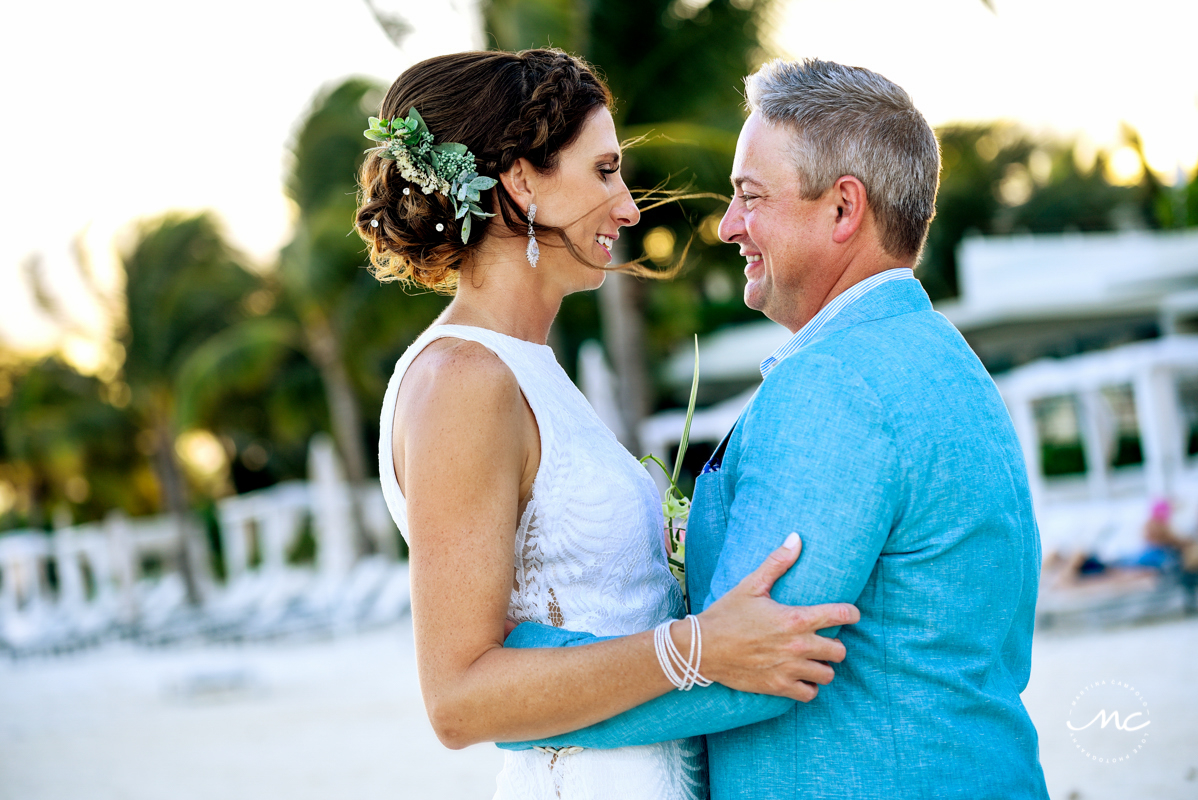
466,189,481,203
461,214,472,243
363,130,387,142
456,203,469,220
456,184,468,202
378,150,396,160
470,176,497,191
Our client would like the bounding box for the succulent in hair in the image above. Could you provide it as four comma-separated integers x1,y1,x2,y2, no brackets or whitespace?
363,109,497,244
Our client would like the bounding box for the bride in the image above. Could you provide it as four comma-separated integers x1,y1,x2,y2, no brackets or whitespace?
358,49,856,799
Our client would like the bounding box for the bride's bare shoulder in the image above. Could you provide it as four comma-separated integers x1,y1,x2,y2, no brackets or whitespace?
393,337,529,495
399,337,521,421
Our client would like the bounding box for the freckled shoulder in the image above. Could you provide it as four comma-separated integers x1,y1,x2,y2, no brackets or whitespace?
398,337,524,422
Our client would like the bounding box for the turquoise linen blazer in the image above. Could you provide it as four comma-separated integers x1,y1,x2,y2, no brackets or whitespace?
501,279,1050,799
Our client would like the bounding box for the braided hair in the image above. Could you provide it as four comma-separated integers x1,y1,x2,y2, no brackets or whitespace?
356,49,612,292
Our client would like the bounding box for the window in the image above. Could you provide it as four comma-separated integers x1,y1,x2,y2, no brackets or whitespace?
1175,372,1198,457
1100,384,1143,468
1033,394,1086,476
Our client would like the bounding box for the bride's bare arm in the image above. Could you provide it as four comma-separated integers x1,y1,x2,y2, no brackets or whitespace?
397,341,855,749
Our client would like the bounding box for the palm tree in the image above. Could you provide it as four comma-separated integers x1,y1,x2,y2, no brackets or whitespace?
0,356,150,532
119,212,261,602
180,78,449,558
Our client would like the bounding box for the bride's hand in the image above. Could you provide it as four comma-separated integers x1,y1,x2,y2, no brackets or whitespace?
693,533,859,702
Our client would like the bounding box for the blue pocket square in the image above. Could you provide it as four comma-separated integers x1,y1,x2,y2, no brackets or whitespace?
700,427,735,475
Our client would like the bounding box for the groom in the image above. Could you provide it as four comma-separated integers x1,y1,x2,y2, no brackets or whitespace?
503,58,1049,799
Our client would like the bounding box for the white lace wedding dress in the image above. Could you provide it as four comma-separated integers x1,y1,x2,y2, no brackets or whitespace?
379,324,707,800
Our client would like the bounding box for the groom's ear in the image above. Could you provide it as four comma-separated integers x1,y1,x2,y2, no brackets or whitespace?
830,175,868,245
500,157,537,206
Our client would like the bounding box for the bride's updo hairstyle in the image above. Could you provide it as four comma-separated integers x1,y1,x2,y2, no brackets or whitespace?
356,49,612,292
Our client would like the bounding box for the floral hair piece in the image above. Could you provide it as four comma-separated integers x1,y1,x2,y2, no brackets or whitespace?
364,108,498,244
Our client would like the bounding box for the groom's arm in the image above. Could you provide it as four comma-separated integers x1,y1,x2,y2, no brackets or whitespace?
702,353,899,628
499,354,897,750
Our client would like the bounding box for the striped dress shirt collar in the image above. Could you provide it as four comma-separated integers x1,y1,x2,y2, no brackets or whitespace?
759,268,916,378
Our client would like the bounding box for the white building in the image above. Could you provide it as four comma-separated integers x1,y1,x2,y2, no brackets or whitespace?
937,229,1198,372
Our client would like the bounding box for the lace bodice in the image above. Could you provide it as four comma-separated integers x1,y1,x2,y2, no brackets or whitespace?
379,324,704,800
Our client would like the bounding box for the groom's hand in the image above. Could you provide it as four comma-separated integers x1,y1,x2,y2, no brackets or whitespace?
696,533,859,702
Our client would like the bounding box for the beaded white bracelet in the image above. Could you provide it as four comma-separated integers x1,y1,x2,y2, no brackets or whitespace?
654,614,713,691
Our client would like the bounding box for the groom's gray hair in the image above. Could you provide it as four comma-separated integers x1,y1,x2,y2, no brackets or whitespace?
746,58,940,262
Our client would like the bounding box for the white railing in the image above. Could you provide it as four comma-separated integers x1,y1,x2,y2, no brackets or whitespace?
0,476,407,656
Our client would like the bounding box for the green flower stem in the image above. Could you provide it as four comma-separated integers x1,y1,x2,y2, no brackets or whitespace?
640,334,700,527
672,335,700,489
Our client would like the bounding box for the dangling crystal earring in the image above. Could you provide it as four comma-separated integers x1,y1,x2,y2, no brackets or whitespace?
526,203,540,268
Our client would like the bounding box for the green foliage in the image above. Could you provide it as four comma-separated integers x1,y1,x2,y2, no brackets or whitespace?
1154,163,1198,230
172,312,326,491
197,501,225,581
175,317,305,430
919,123,1184,302
120,213,260,398
286,517,318,565
366,109,498,242
8,0,1193,535
281,77,450,481
1040,442,1086,477
164,75,456,497
1190,171,1198,226
116,211,327,516
2,212,311,529
288,78,382,216
485,0,771,397
485,0,585,54
0,357,151,528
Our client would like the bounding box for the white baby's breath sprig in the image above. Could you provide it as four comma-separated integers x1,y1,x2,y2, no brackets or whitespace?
364,108,497,244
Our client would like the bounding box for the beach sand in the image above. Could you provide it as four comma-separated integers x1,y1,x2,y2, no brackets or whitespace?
1,615,1195,799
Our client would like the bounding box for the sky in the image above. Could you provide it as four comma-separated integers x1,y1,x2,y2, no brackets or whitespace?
1,0,1195,362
